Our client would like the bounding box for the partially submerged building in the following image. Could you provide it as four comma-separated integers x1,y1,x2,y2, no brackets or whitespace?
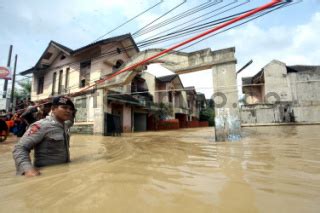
241,60,320,124
20,34,206,134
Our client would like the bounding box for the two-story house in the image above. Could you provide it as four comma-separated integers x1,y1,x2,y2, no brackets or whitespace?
241,60,320,124
21,34,204,134
20,34,139,134
92,71,202,133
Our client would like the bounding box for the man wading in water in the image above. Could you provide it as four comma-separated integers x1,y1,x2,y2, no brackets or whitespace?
13,96,76,177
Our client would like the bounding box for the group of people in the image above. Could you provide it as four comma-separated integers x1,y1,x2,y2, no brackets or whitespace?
9,96,76,177
0,101,52,140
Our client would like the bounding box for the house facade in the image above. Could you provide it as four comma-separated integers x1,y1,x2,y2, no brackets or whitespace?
241,60,320,124
21,34,204,134
21,34,139,134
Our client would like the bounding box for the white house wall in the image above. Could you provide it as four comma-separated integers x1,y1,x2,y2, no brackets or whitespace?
288,69,320,123
141,72,156,99
30,39,139,134
123,105,132,132
241,60,320,124
264,60,293,103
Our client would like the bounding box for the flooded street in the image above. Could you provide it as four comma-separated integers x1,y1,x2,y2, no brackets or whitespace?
1,126,320,213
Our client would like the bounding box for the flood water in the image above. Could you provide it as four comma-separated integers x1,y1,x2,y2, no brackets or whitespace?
0,126,319,213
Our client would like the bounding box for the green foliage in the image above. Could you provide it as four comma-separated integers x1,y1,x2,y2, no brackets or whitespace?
200,100,215,126
207,99,214,108
154,102,173,120
14,80,31,100
200,108,215,126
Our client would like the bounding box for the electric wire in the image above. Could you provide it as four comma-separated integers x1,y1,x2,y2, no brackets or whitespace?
21,0,298,103
21,1,293,81
135,0,240,41
136,0,288,48
132,0,187,37
25,1,291,97
178,0,294,51
92,0,164,43
133,0,223,37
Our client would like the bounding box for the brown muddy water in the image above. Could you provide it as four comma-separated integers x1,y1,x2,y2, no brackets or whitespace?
0,126,320,213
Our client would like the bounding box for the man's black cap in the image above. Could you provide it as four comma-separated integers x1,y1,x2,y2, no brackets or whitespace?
52,96,75,110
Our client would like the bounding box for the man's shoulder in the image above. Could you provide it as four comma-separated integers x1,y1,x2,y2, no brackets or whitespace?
34,117,55,127
25,118,54,137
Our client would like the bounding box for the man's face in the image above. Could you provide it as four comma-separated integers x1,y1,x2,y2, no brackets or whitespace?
52,105,73,122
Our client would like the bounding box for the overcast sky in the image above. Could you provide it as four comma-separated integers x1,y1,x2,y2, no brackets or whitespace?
0,0,319,98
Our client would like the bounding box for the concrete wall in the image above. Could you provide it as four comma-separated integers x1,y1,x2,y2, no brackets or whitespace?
212,60,241,141
292,106,320,123
141,72,156,100
241,60,320,124
264,60,293,103
288,70,320,122
240,104,281,124
242,86,263,104
156,84,167,104
123,105,132,133
241,104,320,124
93,89,104,134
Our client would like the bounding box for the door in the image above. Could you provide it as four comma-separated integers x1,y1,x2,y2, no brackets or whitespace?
134,113,147,132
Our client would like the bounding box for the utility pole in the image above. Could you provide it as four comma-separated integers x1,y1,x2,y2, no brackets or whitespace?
3,45,12,100
10,54,17,113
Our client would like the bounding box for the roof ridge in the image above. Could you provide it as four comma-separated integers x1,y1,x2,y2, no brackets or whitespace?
50,40,73,53
72,33,134,54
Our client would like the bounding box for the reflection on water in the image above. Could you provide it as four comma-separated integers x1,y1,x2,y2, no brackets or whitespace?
0,126,319,213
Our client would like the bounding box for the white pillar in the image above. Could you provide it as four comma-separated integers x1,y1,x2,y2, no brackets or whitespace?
212,62,241,141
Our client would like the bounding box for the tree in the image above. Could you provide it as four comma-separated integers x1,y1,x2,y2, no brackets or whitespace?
200,99,215,126
148,102,174,130
14,80,32,109
154,102,173,120
15,80,31,98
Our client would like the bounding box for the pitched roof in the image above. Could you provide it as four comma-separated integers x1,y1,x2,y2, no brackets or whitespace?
185,86,196,94
196,92,206,101
242,77,253,85
107,93,141,106
156,74,178,83
20,34,139,75
287,65,320,73
242,69,264,86
51,41,73,54
73,33,138,54
185,86,195,90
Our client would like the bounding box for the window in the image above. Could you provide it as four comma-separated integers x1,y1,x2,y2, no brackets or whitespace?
80,79,86,88
58,70,63,94
52,72,57,95
37,76,44,94
75,98,86,108
43,52,53,60
65,67,69,92
131,82,137,93
112,59,124,72
80,61,91,88
168,91,173,103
